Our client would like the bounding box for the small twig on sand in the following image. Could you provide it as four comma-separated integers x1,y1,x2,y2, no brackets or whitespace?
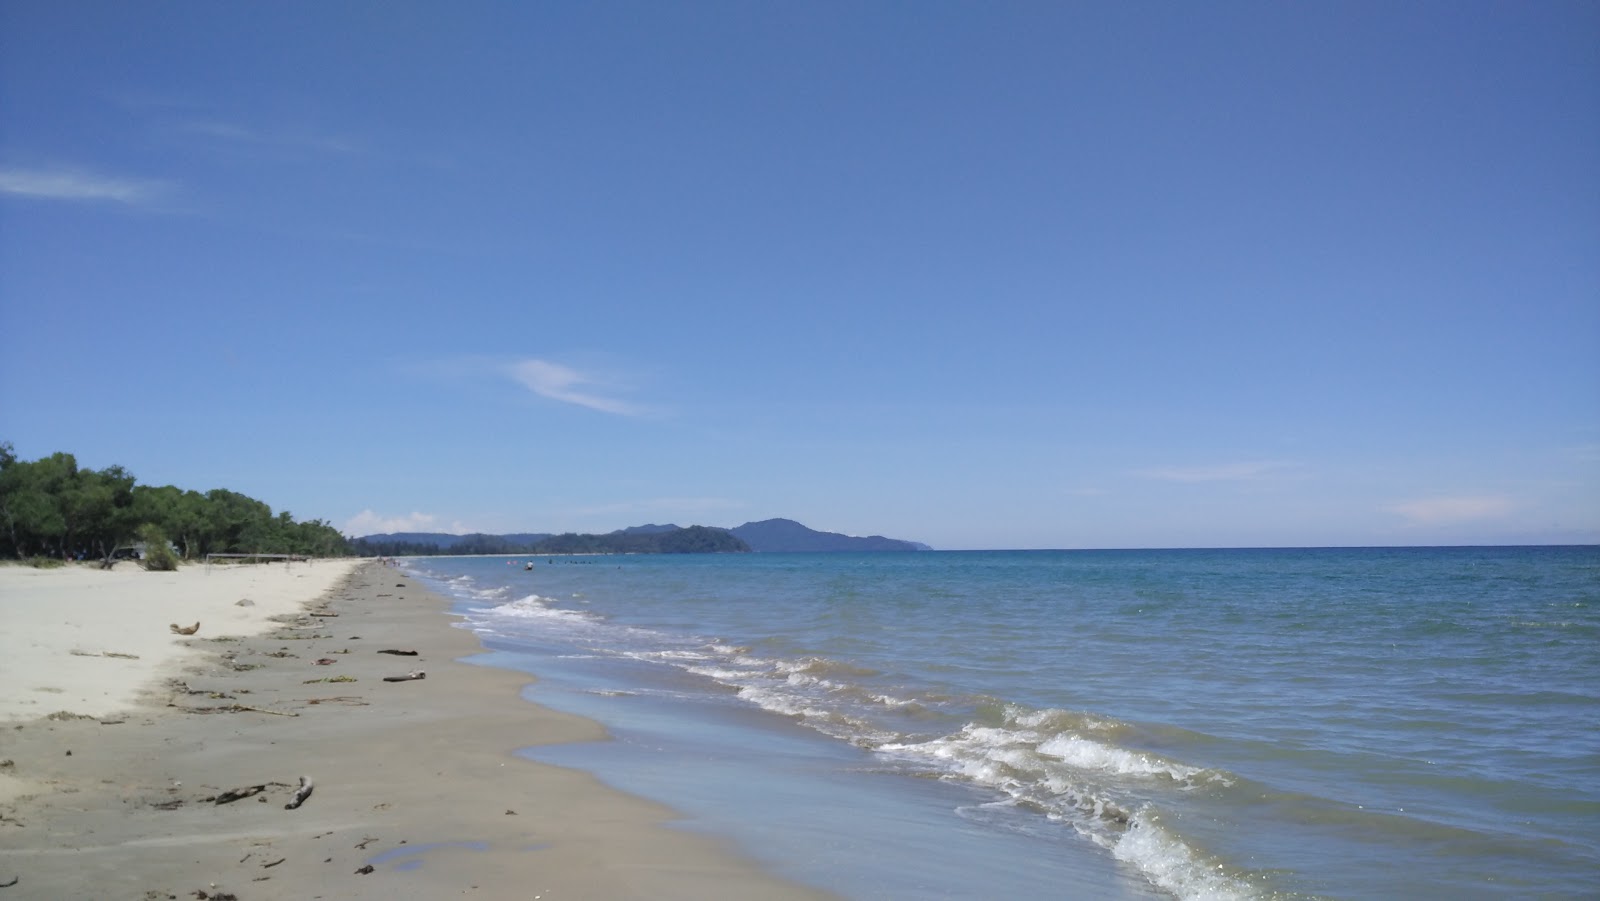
377,649,418,656
235,704,298,717
170,703,298,717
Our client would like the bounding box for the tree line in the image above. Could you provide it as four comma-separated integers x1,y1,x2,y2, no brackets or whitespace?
0,442,348,563
349,525,749,557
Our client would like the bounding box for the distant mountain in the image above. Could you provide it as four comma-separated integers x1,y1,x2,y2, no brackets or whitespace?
352,526,742,555
531,525,745,554
730,518,929,552
357,531,469,548
612,523,681,536
502,532,557,545
353,519,927,555
356,531,553,548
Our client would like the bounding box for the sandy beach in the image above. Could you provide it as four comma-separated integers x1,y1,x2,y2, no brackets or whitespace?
0,560,834,900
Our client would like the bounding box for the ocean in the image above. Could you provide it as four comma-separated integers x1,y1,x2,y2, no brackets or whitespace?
403,547,1599,900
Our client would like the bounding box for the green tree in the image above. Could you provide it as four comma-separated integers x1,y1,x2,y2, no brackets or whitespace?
201,488,273,555
1,443,349,561
137,523,180,571
70,465,138,566
0,445,67,557
132,485,209,559
14,452,78,558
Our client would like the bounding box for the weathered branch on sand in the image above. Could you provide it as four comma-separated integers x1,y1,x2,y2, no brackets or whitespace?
382,670,426,683
169,703,298,717
285,775,314,810
213,784,268,804
377,649,418,656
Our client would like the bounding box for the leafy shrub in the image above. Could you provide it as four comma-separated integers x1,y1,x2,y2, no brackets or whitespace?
27,556,65,569
138,524,180,572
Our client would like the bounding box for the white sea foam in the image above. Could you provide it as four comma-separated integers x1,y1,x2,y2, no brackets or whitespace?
736,685,812,718
775,656,881,679
459,593,601,637
490,593,580,618
1111,808,1257,901
685,665,749,683
875,714,1257,900
625,648,714,663
1036,734,1207,782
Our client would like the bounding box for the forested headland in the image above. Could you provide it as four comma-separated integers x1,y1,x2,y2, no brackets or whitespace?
349,524,748,557
0,443,904,566
0,442,347,564
0,442,750,566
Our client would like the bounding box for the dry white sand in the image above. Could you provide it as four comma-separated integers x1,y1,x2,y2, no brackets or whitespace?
0,559,360,725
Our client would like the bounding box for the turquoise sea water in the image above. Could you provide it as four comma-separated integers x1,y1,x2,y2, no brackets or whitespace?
405,547,1600,900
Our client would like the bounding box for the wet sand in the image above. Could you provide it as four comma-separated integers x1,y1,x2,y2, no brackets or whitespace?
0,560,834,900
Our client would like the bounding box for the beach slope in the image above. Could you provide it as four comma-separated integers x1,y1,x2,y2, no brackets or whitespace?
0,560,833,900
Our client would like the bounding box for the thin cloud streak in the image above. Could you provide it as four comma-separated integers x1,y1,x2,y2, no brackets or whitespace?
179,120,360,154
0,167,166,204
1135,461,1297,483
1384,496,1514,526
342,509,475,537
506,359,644,416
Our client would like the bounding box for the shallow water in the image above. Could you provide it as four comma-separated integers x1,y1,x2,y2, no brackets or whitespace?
408,547,1600,899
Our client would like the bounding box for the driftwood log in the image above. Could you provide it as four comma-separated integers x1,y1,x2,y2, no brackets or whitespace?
285,775,314,810
382,671,426,683
377,649,418,656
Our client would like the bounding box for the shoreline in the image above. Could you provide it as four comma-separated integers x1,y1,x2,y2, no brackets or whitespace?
0,560,835,900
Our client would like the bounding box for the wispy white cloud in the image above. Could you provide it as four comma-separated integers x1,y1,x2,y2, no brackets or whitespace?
0,167,166,204
1134,461,1296,483
506,359,645,416
1566,443,1600,464
179,120,359,154
342,509,475,537
1383,495,1514,526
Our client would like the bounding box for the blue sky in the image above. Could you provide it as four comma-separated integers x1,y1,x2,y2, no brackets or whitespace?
2,1,1596,549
